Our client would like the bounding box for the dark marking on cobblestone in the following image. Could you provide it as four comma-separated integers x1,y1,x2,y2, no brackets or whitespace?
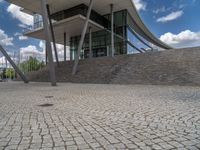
45,96,54,98
38,103,54,107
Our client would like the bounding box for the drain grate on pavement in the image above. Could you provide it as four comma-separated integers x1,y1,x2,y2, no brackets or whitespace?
38,103,54,107
45,96,54,98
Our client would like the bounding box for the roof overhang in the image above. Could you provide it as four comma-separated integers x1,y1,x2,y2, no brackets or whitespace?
7,0,132,15
7,0,172,49
20,8,35,15
24,15,104,45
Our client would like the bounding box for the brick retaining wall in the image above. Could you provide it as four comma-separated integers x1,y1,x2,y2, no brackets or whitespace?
27,47,200,86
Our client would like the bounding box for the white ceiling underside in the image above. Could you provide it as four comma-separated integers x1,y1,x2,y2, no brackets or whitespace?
7,0,131,15
24,15,104,45
7,0,172,49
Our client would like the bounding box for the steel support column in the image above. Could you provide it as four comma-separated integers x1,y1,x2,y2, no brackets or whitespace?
72,0,94,75
64,32,67,61
110,4,114,57
89,27,92,59
0,45,29,83
45,41,48,65
40,0,56,86
46,4,59,67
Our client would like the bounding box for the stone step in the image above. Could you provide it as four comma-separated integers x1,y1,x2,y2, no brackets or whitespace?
26,47,200,86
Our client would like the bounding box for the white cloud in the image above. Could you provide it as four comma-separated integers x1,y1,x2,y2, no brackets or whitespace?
14,32,21,37
39,41,45,50
160,30,200,48
0,54,17,68
0,29,13,46
39,41,70,61
55,44,70,61
38,41,46,58
157,10,183,23
18,35,28,40
20,45,44,62
132,0,146,11
20,45,43,55
14,32,28,40
0,56,6,64
0,56,7,68
7,4,33,26
19,42,70,62
153,6,166,14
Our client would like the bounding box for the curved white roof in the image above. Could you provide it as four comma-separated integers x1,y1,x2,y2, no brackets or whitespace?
7,0,172,49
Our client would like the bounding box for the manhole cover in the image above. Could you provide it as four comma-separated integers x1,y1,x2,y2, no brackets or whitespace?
45,96,54,98
38,103,54,107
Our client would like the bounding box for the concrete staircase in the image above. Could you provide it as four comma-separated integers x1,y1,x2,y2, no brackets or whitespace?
27,47,200,86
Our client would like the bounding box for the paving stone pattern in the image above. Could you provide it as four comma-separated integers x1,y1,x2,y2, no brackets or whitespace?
0,82,200,150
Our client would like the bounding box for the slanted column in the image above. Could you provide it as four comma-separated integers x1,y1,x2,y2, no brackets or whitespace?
46,4,59,67
45,41,48,65
64,32,67,62
0,45,29,83
110,4,114,57
40,0,56,86
89,27,92,59
72,0,94,75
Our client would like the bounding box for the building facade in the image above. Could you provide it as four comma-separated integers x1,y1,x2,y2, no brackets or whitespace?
5,0,172,85
31,4,157,60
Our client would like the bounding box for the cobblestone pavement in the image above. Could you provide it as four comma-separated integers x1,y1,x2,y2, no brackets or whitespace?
0,82,200,150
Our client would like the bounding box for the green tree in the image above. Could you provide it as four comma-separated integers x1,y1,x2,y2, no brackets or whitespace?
0,70,3,79
19,57,45,73
5,68,15,79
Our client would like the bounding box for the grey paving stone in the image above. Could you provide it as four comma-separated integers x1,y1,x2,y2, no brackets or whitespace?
0,82,200,150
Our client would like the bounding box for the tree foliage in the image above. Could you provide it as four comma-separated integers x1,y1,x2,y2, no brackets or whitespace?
0,57,45,80
0,68,15,79
19,57,45,73
5,68,15,79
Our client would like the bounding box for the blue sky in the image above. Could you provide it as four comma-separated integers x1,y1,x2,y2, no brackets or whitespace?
0,0,200,63
139,0,200,42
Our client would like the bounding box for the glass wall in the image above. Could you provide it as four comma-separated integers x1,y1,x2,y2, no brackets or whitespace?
70,10,128,60
33,4,109,30
51,4,109,28
127,28,141,54
32,5,148,60
33,14,43,29
127,12,152,53
69,9,152,60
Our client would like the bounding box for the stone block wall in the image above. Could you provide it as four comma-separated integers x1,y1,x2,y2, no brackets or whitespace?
26,47,200,86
